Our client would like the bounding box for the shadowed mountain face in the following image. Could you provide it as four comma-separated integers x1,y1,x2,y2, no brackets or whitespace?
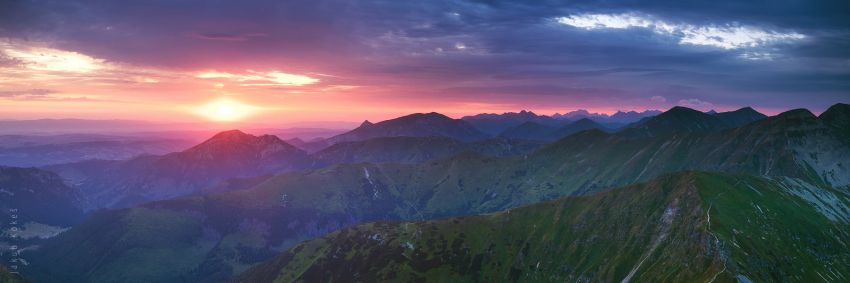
236,172,850,282
713,107,768,128
0,166,83,275
552,109,663,127
621,106,766,138
328,113,489,144
621,106,730,137
0,167,83,229
498,121,559,140
313,136,544,165
44,130,310,209
462,110,564,135
498,118,608,141
22,105,850,282
0,139,194,167
820,103,850,139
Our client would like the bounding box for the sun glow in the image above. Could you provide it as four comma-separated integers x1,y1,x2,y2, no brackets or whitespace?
194,98,260,122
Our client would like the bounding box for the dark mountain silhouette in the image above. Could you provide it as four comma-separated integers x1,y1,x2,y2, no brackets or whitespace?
498,118,608,141
820,103,850,138
713,107,767,128
461,110,563,135
620,106,730,137
498,121,559,140
329,113,488,143
0,167,83,229
547,118,608,140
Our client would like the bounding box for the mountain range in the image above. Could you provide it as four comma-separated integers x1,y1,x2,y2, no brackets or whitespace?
551,109,662,124
20,103,850,282
461,110,565,135
0,139,194,167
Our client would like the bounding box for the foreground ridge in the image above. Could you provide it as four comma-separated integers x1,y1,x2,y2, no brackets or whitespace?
236,172,850,282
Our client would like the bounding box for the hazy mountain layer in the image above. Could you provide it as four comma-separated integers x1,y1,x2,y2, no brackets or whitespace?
0,139,193,167
237,172,850,282
314,136,544,165
498,118,608,141
619,106,764,138
44,130,310,209
0,167,83,230
462,110,564,135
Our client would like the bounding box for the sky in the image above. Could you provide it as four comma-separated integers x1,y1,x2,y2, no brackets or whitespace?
0,0,848,124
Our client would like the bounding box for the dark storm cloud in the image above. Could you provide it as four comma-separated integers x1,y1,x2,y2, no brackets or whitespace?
1,0,847,112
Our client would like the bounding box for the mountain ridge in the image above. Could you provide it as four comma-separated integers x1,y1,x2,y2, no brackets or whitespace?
329,113,488,144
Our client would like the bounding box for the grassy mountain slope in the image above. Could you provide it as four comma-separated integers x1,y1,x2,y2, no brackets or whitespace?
236,172,850,282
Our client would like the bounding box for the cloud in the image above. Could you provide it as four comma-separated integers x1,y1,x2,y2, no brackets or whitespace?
556,13,805,49
189,32,268,41
650,95,667,103
196,70,319,86
0,42,106,72
0,88,56,98
678,98,714,110
0,89,97,101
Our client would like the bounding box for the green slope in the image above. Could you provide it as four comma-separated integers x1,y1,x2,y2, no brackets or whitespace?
236,172,850,282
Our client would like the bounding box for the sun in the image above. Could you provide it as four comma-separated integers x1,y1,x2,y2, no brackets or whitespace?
194,98,259,122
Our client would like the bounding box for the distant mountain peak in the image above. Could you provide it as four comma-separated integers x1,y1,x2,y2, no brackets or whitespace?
776,108,816,119
713,107,767,128
404,112,452,120
666,106,702,113
329,112,488,143
359,120,374,128
620,106,726,137
818,103,850,132
821,103,850,118
210,129,251,140
188,130,295,155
